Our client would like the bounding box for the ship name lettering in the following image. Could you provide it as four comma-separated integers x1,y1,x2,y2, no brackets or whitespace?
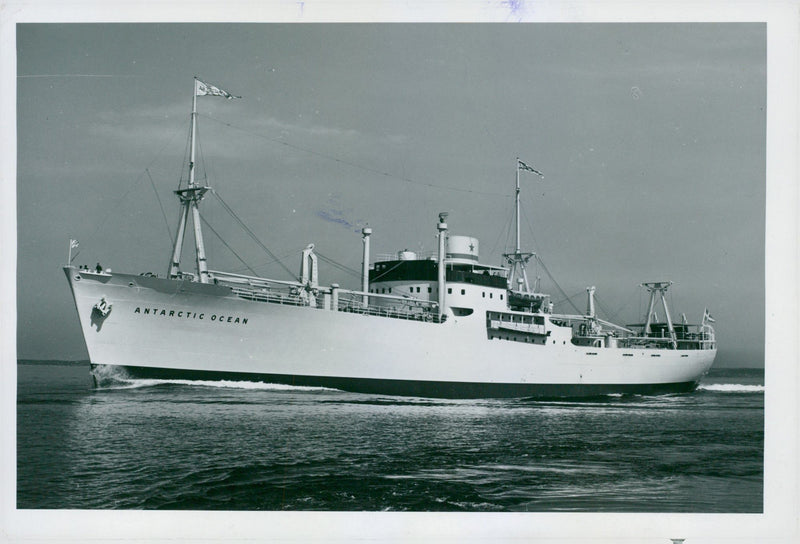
132,307,245,324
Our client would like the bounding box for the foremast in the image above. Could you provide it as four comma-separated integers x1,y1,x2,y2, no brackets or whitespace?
168,77,238,283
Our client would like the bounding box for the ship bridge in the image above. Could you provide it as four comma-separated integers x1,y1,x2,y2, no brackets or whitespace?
368,235,509,314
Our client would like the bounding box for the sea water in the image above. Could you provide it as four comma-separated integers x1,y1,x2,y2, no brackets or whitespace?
16,362,763,511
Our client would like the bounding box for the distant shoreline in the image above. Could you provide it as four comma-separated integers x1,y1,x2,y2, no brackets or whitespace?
17,359,90,366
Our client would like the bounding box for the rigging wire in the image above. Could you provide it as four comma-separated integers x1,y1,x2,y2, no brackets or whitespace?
594,296,614,321
552,289,585,308
519,201,539,253
596,286,640,324
211,190,298,281
315,250,362,279
489,202,516,263
200,113,513,198
86,181,140,242
198,214,259,276
230,249,305,275
145,168,174,247
177,116,193,190
86,124,187,245
370,260,407,282
535,254,582,314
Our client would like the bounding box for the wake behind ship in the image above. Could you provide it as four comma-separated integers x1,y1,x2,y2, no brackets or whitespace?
63,78,717,398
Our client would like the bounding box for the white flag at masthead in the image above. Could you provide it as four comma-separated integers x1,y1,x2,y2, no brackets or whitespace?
195,79,240,100
518,159,544,177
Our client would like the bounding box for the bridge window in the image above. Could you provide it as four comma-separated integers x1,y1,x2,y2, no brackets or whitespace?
428,287,432,293
482,292,485,298
461,289,465,295
448,288,452,294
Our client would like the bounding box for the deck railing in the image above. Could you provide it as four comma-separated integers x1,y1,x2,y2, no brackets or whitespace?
223,280,446,323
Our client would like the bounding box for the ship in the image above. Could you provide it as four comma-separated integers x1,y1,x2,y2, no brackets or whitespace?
63,78,717,398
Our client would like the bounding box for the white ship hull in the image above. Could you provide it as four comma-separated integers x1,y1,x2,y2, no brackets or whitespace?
65,267,716,398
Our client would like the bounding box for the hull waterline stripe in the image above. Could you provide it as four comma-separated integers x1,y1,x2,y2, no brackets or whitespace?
95,364,701,399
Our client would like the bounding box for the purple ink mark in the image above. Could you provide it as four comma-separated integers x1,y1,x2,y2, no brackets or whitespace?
316,210,353,229
316,194,366,232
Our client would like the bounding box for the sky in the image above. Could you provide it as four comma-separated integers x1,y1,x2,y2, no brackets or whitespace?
12,22,766,366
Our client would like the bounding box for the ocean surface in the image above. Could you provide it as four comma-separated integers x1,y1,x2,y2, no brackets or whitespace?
17,362,763,512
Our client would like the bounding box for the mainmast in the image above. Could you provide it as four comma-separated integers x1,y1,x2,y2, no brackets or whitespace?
504,158,543,293
168,77,239,282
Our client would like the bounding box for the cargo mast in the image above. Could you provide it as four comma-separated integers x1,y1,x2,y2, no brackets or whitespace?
504,158,543,293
